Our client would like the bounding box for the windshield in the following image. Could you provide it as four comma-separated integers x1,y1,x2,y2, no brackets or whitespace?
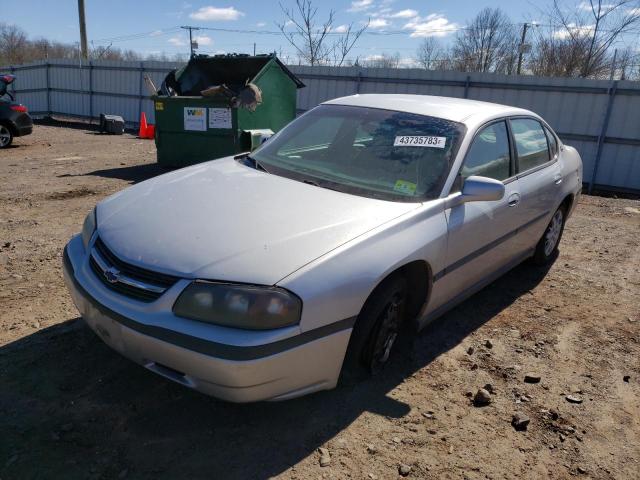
250,104,466,202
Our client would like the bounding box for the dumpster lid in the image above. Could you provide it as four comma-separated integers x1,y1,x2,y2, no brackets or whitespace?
167,54,304,96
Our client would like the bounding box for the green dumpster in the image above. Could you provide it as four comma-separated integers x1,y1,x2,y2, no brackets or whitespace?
153,54,305,167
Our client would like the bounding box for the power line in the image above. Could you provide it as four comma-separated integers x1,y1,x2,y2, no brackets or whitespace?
87,21,640,57
91,27,182,44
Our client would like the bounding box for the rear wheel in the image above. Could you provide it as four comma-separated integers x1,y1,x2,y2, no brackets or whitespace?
532,206,566,265
343,276,408,377
0,124,13,148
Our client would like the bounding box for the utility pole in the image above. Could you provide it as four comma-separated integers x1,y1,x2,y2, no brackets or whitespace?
516,22,529,75
181,26,201,58
77,0,89,60
253,43,256,56
609,48,618,81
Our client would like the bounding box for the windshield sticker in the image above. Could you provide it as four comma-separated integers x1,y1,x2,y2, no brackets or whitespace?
394,136,447,148
394,180,417,195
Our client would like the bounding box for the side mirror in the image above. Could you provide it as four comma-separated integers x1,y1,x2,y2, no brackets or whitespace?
461,175,505,203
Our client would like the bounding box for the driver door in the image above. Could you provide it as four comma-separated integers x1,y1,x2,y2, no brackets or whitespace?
440,120,525,296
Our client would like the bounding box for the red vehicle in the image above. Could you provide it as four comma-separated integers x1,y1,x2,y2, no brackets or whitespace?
0,74,33,148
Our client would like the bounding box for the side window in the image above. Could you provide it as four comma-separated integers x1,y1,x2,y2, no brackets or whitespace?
460,121,511,181
544,125,558,159
511,118,550,172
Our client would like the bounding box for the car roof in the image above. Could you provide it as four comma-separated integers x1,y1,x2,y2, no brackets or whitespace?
322,94,532,124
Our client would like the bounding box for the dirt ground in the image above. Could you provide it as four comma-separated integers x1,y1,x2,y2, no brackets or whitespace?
0,125,639,480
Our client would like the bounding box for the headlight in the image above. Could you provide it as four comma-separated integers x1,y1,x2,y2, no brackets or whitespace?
81,208,96,250
173,281,302,330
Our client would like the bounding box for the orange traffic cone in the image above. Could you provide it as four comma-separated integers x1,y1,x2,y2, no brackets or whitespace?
138,112,148,138
145,124,155,139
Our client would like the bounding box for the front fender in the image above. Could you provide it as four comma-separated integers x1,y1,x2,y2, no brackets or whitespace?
278,200,449,333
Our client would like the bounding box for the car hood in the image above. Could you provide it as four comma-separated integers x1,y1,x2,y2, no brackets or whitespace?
97,157,419,285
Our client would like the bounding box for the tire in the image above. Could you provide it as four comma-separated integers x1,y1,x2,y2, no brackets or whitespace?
532,206,566,265
0,124,13,149
342,276,408,378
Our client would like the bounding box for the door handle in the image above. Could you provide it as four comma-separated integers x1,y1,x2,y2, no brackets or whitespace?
554,174,563,185
508,193,520,207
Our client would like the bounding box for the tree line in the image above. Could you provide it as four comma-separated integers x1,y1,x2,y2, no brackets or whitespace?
0,23,186,66
278,0,640,79
3,0,640,80
411,2,640,79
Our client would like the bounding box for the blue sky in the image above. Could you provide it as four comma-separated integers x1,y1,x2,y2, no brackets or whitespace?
0,0,609,62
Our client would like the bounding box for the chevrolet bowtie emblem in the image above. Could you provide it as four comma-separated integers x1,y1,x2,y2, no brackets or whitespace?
103,266,120,284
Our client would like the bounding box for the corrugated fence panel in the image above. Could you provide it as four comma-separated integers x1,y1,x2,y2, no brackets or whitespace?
598,143,640,189
2,60,639,192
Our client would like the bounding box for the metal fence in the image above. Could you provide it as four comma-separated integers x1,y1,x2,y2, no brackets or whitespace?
2,59,639,194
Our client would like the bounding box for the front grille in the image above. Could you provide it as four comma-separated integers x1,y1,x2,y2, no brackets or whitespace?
89,237,179,302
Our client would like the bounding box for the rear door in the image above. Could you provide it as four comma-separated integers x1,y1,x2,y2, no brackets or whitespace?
508,117,562,251
440,120,525,295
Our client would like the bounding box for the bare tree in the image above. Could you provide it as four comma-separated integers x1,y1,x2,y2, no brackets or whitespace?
332,22,369,67
615,47,639,79
416,38,444,70
90,44,141,61
0,23,168,66
277,0,368,66
548,0,640,77
452,8,519,73
0,23,28,64
528,32,592,76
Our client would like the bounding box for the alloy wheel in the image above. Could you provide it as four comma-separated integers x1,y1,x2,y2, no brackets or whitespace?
369,293,404,373
544,209,564,256
0,125,11,147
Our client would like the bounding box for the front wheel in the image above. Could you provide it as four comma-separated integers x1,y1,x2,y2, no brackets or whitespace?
0,124,13,148
343,276,408,377
532,207,566,265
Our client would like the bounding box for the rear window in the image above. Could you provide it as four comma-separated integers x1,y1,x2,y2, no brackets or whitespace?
511,118,550,172
544,125,558,159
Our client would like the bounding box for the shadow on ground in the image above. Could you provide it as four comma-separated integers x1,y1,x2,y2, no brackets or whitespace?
0,261,552,480
58,163,169,184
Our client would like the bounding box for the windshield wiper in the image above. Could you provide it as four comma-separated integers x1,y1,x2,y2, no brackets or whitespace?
302,178,342,193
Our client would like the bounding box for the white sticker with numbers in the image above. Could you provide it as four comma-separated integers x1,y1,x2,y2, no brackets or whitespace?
393,136,447,148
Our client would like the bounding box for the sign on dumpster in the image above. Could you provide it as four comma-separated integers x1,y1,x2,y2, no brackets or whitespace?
209,108,232,129
184,107,207,131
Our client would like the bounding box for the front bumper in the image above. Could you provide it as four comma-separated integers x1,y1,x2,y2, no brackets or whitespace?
62,235,352,402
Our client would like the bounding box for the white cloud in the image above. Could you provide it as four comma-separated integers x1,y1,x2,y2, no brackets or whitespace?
189,6,245,21
168,36,187,46
627,7,640,15
390,9,418,19
403,13,459,37
256,21,266,27
333,24,350,33
578,1,615,12
363,54,385,62
194,35,213,46
348,0,374,13
553,23,594,39
371,7,392,17
149,30,164,37
369,18,390,29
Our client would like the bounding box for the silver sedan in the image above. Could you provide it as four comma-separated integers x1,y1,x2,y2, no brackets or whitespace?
63,94,583,402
